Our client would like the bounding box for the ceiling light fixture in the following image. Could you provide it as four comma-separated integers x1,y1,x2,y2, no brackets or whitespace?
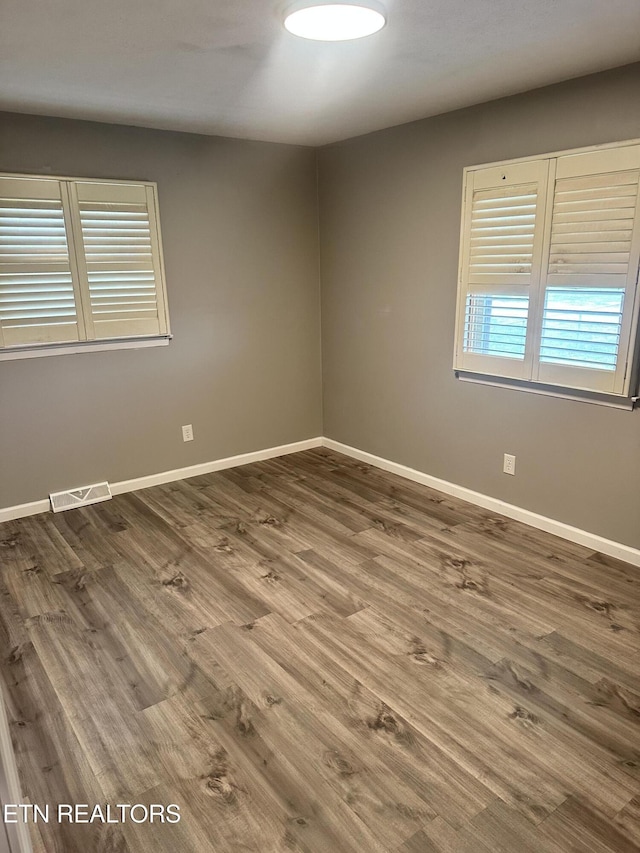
284,2,386,41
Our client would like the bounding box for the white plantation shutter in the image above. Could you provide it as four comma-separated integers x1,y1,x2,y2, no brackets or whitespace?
0,173,169,355
0,177,83,347
71,181,168,339
534,146,640,394
455,140,640,398
455,159,550,379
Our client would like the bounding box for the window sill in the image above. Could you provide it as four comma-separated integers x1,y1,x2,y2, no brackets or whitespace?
455,370,639,411
0,335,172,361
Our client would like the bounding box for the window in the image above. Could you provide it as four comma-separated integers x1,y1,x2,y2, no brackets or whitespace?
0,174,170,357
454,141,640,399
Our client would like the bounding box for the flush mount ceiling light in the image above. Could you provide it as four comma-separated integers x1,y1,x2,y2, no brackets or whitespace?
283,2,386,41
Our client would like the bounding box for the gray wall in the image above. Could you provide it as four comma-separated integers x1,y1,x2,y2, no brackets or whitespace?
0,113,322,508
2,64,640,551
319,63,640,550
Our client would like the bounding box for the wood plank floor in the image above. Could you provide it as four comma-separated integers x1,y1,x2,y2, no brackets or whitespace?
0,447,639,852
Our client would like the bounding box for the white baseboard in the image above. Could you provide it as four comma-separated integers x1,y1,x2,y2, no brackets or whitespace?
0,437,323,524
2,434,639,569
110,437,323,496
0,498,51,524
0,685,33,853
322,437,640,568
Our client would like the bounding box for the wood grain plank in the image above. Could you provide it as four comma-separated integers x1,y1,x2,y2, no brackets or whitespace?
190,621,427,848
0,448,637,851
244,611,494,827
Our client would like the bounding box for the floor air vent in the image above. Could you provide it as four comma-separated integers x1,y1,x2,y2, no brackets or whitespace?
49,482,112,513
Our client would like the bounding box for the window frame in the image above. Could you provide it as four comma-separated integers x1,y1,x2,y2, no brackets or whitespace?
0,172,171,360
453,138,640,406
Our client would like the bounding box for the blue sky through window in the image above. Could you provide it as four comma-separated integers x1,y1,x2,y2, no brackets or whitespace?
464,288,624,370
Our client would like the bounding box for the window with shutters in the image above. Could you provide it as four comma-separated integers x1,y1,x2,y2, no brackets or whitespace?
454,140,640,402
0,174,170,359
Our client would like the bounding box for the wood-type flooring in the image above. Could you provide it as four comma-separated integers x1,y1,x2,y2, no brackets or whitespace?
0,448,639,852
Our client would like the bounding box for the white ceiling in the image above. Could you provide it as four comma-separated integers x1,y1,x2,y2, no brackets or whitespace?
2,0,639,146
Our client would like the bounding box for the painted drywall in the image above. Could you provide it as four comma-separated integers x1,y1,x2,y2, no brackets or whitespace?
0,113,322,508
319,63,640,550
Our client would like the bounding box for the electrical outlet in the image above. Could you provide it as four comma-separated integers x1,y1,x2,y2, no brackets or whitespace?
503,453,516,476
182,424,194,442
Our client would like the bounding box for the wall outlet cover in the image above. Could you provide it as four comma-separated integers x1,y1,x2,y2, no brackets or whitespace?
503,453,516,475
